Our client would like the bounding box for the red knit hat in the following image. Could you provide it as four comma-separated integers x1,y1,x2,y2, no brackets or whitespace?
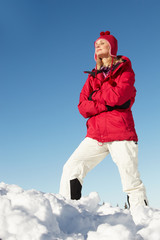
94,31,118,60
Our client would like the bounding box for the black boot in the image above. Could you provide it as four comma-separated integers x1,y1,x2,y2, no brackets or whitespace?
70,178,82,200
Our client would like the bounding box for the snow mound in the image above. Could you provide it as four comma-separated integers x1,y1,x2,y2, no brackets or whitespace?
0,182,160,240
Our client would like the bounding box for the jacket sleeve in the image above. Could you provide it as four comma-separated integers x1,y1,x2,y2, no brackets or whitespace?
91,64,136,107
78,75,107,118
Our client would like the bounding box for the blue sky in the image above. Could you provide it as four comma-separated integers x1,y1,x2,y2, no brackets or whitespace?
0,0,160,208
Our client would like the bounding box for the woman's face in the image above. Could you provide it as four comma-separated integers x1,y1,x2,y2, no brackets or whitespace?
95,39,110,58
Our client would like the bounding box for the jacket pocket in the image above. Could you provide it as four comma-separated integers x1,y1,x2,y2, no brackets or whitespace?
107,112,126,132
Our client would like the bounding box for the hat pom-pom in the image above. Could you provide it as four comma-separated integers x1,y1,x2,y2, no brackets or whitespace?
100,31,110,36
105,31,110,35
100,31,105,36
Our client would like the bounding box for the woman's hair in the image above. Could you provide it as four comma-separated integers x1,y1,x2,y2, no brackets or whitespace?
106,56,123,67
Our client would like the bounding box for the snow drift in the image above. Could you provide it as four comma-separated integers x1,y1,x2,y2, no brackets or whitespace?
0,182,160,240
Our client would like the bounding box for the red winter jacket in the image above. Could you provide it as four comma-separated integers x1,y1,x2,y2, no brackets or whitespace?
78,56,138,143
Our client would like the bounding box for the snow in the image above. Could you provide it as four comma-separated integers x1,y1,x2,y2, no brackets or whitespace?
0,182,160,240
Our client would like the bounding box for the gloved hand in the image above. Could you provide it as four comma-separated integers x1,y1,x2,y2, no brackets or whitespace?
106,100,131,111
88,90,98,101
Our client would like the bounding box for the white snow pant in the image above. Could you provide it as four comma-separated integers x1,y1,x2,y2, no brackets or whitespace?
59,137,148,208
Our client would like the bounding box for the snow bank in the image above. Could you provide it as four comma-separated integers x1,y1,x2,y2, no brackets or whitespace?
0,182,160,240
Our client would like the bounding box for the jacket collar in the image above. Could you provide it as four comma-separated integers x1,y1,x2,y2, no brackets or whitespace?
84,56,127,78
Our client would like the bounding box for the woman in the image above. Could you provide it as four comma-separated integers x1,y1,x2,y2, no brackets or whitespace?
59,31,148,209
